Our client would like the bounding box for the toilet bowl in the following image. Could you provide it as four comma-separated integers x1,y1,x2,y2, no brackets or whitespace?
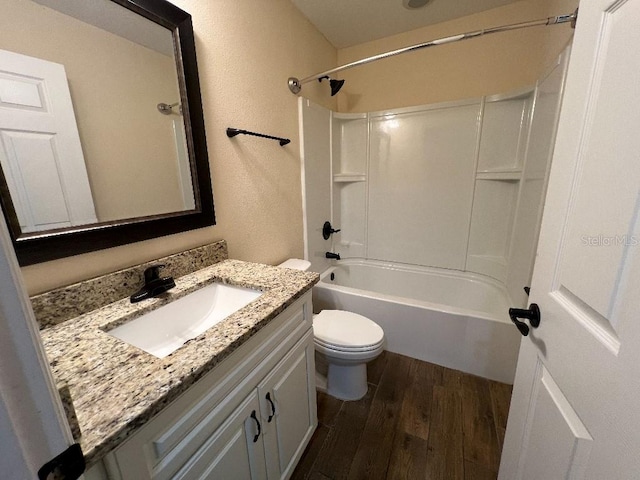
278,258,385,401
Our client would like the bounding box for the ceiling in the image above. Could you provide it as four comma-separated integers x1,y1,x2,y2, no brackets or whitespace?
291,0,524,48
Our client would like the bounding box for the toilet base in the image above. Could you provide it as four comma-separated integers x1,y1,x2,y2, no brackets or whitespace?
315,352,368,401
326,363,368,401
315,346,382,401
315,371,328,393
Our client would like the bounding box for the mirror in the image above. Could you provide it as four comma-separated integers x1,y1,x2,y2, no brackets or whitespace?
0,0,214,265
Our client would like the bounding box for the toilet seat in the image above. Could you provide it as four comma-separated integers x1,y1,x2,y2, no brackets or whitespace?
313,310,384,352
278,258,311,270
314,337,384,353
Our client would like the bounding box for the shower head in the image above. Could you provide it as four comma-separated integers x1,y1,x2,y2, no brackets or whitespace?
318,76,345,96
288,75,345,96
329,79,345,96
157,101,182,115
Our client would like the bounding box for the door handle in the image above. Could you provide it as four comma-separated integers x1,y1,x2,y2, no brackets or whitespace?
266,392,276,423
250,410,261,442
509,303,541,336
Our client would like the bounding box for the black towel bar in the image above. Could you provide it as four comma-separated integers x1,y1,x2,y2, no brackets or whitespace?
226,128,290,146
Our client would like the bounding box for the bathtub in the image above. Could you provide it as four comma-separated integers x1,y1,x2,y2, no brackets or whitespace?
312,259,521,384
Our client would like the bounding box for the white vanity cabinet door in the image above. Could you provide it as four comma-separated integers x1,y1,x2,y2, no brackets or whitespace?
259,330,317,480
175,329,317,480
102,293,315,480
172,391,267,480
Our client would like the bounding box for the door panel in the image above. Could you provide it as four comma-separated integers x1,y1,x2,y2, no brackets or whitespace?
519,363,592,479
557,0,640,326
0,72,46,109
500,1,640,479
1,131,71,229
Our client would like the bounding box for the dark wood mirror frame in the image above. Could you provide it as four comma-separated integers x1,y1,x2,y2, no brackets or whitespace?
0,0,215,266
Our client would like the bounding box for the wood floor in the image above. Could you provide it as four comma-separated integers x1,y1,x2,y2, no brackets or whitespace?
292,351,513,480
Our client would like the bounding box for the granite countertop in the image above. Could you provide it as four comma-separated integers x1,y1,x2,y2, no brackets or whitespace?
40,259,319,466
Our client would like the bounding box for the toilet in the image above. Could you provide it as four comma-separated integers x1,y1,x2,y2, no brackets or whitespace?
278,259,385,401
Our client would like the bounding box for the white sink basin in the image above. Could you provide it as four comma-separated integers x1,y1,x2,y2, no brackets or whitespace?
107,283,263,358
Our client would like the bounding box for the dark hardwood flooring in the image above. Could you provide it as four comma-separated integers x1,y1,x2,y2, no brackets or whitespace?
292,351,513,480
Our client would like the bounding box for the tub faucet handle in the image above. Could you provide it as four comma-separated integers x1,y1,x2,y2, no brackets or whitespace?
325,252,341,260
323,221,341,240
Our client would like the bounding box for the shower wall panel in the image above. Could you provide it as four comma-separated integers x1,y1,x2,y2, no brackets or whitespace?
466,91,534,282
299,98,332,273
367,102,481,269
300,47,568,300
506,50,569,306
477,97,530,172
332,115,368,258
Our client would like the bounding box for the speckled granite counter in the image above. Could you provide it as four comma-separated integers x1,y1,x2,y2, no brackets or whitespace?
39,259,318,466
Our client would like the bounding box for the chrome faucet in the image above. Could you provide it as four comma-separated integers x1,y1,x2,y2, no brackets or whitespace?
130,264,176,303
325,252,341,260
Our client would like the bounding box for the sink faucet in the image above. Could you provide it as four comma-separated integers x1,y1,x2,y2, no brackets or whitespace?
325,252,341,260
130,264,176,303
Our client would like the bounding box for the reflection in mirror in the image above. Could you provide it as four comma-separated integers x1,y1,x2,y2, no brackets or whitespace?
0,0,215,264
1,0,193,230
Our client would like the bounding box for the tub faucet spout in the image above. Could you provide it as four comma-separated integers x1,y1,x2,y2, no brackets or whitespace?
325,252,341,260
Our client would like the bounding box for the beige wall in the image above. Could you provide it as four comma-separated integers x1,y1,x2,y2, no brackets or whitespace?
20,0,337,294
1,0,188,222
17,0,576,294
336,0,578,113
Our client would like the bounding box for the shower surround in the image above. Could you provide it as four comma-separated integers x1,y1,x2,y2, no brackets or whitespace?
299,48,569,382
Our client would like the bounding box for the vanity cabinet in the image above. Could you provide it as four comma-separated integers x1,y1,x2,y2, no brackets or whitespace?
103,293,316,480
174,389,265,479
259,333,315,479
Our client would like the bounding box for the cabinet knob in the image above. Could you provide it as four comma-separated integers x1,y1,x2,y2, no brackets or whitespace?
250,410,261,442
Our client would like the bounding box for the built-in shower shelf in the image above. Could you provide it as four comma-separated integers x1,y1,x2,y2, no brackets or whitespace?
333,112,367,120
333,173,366,183
476,170,521,181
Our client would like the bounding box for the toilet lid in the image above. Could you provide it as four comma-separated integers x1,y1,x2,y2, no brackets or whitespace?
313,310,384,350
278,258,311,271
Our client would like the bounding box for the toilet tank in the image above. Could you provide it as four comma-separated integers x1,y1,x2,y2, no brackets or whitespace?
278,259,311,271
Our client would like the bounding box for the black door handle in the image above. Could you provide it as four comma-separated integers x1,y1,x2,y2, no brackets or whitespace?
509,303,541,336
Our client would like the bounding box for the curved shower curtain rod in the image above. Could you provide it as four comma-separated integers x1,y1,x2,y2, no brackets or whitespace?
288,9,578,95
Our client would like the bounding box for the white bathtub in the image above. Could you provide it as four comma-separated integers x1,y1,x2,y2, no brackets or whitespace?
312,259,521,384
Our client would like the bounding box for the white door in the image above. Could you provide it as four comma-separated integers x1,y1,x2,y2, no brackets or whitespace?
0,210,73,477
0,48,96,232
499,1,640,479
